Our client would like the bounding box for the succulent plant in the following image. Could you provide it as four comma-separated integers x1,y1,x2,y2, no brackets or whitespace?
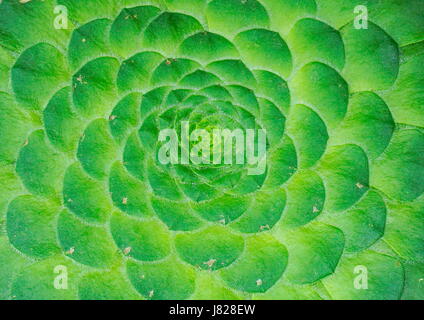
0,0,423,300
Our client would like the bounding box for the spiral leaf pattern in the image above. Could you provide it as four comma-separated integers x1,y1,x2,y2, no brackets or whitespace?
0,0,423,300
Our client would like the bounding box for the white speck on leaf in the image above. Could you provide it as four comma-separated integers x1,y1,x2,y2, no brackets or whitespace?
76,75,87,85
203,259,216,268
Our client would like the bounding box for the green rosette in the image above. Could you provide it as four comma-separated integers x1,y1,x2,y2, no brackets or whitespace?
0,0,423,300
